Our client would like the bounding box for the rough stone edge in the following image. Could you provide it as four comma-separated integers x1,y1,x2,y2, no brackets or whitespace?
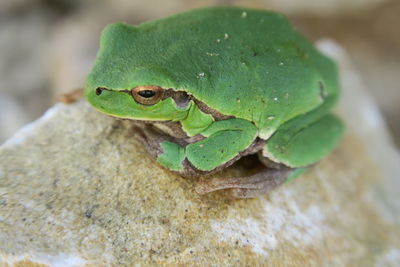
2,103,64,149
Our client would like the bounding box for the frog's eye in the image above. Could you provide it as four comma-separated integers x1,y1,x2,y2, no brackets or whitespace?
131,85,164,105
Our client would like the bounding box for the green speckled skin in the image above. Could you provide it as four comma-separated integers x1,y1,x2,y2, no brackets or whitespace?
85,6,343,173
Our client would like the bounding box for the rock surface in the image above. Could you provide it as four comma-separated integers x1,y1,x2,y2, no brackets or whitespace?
1,42,400,266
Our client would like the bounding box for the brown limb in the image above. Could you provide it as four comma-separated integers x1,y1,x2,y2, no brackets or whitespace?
195,167,294,198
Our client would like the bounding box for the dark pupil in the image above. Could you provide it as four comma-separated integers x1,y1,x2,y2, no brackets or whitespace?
138,90,156,98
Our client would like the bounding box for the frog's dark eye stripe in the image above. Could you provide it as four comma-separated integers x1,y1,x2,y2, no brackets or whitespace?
131,85,164,105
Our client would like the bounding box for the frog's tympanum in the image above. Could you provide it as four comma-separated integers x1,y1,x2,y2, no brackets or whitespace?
85,7,344,198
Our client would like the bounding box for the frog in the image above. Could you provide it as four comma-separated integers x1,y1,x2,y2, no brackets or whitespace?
84,6,344,198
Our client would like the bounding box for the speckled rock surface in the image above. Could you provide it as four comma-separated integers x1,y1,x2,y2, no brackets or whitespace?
1,42,400,266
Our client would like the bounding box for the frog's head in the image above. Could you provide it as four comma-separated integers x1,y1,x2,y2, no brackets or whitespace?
84,23,191,121
85,66,192,121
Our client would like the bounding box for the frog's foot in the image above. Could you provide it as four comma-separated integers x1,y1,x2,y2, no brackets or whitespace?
195,167,294,198
132,123,185,159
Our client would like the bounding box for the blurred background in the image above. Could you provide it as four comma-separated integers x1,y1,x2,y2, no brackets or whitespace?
0,0,399,146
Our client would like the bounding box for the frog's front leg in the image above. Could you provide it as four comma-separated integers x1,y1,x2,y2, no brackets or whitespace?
133,119,259,176
132,122,183,159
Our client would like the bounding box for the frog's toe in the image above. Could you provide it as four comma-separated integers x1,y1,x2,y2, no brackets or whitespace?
228,188,264,199
228,187,277,199
195,176,261,195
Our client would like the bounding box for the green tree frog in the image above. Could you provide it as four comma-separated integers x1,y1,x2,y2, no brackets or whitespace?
85,6,344,198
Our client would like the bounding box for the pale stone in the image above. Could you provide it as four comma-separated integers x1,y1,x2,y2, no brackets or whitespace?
1,41,399,266
236,0,389,15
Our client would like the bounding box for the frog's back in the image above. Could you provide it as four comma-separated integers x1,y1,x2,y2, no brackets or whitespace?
89,6,339,139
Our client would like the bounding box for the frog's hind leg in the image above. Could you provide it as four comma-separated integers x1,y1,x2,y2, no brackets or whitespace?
263,113,344,168
195,165,294,198
196,112,343,198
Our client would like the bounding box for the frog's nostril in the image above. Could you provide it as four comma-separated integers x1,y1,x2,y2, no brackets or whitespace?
96,88,104,96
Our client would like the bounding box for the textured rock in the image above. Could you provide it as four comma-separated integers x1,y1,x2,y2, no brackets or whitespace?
1,41,400,266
